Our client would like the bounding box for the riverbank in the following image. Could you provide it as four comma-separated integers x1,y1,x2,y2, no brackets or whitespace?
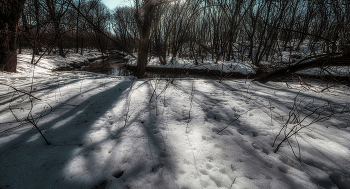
52,52,108,71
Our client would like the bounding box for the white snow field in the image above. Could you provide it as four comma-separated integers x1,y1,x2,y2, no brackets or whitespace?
0,52,350,189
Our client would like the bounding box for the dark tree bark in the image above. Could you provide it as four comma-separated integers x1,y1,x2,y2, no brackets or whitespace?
253,53,350,83
75,0,81,53
133,0,182,78
134,0,157,78
0,0,26,72
136,38,151,78
33,0,42,54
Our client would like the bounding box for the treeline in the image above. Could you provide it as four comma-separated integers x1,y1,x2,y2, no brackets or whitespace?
19,0,111,57
16,0,350,70
113,0,350,68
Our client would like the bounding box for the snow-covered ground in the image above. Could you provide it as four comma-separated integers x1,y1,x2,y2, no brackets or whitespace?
15,49,105,74
128,57,257,75
126,40,350,77
297,66,350,77
1,53,350,189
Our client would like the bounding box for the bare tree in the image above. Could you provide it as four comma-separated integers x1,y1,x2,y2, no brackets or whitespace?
74,0,81,53
112,6,138,53
133,0,183,78
87,0,111,53
21,0,47,56
44,0,70,57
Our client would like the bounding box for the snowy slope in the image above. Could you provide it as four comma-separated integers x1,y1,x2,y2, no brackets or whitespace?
0,53,350,189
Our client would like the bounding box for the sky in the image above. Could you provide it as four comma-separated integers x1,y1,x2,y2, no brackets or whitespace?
101,0,133,9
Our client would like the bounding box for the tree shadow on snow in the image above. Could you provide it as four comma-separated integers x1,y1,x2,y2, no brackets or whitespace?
0,79,179,189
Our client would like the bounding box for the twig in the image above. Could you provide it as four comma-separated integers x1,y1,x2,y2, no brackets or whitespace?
320,83,338,92
273,93,348,157
217,109,253,134
0,83,41,100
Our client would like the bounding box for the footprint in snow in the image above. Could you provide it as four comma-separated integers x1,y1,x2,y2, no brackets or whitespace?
92,180,108,189
252,143,260,150
206,163,213,169
266,162,273,168
219,168,227,174
251,131,258,137
231,164,237,171
206,155,213,161
199,169,209,175
112,170,124,178
278,166,288,173
151,163,164,173
262,148,269,155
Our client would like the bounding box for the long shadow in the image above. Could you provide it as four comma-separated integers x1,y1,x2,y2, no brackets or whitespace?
99,81,180,188
0,80,131,187
0,78,130,148
0,78,117,134
0,78,82,108
0,72,112,108
0,79,179,189
1,78,348,188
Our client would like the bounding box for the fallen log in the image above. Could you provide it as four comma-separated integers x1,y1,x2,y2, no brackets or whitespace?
253,53,350,83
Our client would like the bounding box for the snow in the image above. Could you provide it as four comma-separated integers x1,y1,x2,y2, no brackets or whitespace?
14,50,105,75
1,52,350,189
127,53,350,78
297,66,350,77
128,57,257,75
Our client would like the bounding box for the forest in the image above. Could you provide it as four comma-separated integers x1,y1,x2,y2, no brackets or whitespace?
0,0,350,188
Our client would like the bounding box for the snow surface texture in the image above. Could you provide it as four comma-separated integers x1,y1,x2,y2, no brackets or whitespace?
15,50,104,75
128,57,257,75
1,53,350,189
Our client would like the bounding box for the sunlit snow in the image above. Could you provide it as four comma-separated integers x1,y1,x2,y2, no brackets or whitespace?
0,51,349,189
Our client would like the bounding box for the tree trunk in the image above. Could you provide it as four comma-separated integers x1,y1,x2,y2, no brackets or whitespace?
45,0,65,58
55,22,65,58
253,53,350,83
76,0,81,53
81,34,84,55
0,0,26,72
135,38,150,78
134,0,158,78
34,0,42,54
